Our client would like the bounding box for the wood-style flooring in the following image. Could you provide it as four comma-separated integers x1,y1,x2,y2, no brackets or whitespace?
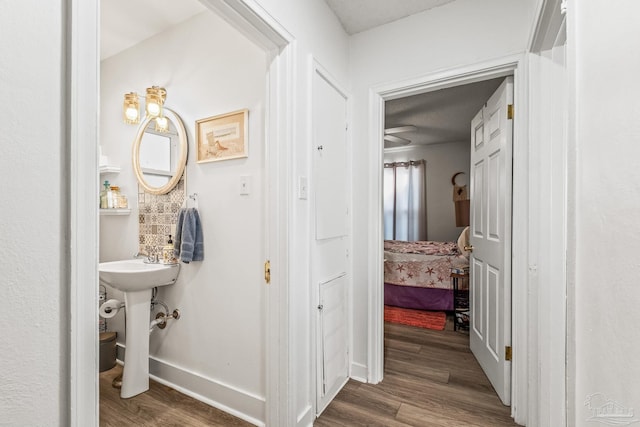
100,316,515,426
315,318,517,426
99,366,252,426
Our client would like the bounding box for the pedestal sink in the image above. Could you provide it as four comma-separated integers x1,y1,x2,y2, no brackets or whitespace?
99,259,180,398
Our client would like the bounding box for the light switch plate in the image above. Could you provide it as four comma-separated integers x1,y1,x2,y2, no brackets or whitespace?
298,176,308,200
240,175,251,195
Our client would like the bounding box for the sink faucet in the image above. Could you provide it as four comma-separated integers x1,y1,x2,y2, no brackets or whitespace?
133,251,159,264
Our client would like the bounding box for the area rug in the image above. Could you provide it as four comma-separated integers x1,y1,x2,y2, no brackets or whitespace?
384,305,446,331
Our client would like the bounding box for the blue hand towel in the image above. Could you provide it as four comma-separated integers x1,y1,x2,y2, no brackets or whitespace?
173,209,185,258
174,208,204,263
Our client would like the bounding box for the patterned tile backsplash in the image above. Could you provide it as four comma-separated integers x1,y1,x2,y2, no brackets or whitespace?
138,178,185,255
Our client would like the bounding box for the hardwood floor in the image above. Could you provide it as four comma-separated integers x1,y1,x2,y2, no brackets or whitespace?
100,317,515,426
99,366,251,426
315,318,517,426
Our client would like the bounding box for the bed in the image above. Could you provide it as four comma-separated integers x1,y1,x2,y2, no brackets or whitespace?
384,239,469,311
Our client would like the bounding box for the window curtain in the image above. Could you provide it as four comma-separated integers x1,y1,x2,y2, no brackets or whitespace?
383,160,427,241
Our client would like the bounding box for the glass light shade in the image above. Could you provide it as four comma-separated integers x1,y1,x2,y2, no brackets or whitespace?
145,86,166,118
123,92,140,124
155,116,169,133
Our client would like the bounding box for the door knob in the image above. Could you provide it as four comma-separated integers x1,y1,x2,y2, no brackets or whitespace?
464,245,474,252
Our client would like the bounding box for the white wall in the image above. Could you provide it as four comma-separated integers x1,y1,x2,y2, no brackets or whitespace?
384,142,470,242
348,0,538,376
100,11,268,422
569,1,640,425
0,1,68,425
240,1,350,423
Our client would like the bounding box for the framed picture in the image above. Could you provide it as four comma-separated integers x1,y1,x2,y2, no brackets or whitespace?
196,109,248,163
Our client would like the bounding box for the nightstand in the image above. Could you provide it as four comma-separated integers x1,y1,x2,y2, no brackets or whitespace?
451,271,469,331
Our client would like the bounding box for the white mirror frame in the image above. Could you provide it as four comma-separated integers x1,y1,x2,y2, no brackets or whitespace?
132,108,188,195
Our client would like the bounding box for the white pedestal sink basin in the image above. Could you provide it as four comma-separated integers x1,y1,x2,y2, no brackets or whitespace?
99,259,180,398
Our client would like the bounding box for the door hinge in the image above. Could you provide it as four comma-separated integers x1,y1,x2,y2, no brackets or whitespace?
264,260,271,284
505,346,512,361
507,104,514,120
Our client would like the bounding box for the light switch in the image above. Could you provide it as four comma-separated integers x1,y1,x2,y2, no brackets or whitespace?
240,175,251,195
298,176,308,200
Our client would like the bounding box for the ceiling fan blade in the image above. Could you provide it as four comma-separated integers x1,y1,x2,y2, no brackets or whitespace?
384,125,417,135
384,134,411,145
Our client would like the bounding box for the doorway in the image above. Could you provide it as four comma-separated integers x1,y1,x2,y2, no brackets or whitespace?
381,75,512,403
70,0,294,425
367,56,529,419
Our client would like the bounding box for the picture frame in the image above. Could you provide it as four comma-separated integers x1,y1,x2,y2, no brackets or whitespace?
196,109,248,163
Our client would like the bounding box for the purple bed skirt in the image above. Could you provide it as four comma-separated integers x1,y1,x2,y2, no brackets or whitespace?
384,283,453,311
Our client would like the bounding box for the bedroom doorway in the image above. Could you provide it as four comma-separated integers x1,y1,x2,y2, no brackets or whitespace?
383,77,513,382
372,62,517,412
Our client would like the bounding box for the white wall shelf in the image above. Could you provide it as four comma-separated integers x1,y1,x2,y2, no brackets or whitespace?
99,165,121,174
100,209,131,216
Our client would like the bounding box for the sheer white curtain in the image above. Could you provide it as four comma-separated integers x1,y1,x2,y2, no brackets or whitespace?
383,160,427,241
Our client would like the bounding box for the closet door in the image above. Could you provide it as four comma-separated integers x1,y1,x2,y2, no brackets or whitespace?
312,64,349,415
317,274,348,412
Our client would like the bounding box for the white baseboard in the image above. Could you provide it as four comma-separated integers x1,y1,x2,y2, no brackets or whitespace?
296,404,314,426
350,362,368,383
114,344,265,426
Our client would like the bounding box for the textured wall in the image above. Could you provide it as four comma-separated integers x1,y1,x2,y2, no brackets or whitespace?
570,1,640,424
0,1,67,425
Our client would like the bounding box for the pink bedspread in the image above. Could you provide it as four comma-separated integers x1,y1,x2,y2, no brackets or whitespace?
384,240,468,290
384,240,460,256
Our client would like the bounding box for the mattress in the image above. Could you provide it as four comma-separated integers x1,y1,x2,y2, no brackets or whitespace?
384,240,468,290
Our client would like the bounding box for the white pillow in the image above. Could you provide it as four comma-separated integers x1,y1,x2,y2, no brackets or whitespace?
457,226,470,258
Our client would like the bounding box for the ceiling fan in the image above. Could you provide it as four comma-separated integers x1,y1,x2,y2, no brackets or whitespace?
384,125,417,145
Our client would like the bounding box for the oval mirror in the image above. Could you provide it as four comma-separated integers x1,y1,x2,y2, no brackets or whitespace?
132,108,188,195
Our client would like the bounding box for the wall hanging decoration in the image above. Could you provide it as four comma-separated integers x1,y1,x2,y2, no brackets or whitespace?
451,171,468,201
452,172,470,227
196,109,248,163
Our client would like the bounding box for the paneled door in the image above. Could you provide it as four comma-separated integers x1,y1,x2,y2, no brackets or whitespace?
312,64,349,415
317,274,348,412
469,76,513,405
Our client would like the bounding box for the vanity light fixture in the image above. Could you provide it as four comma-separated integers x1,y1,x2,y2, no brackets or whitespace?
122,85,167,125
123,92,140,124
154,115,169,133
145,86,166,118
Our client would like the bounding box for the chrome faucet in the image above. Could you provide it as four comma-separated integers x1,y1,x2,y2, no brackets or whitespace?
133,250,159,263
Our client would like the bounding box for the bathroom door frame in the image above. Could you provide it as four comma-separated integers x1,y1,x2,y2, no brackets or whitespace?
68,1,295,426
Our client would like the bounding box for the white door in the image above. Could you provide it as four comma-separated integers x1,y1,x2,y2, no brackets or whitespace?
469,77,513,405
312,65,349,414
317,274,348,411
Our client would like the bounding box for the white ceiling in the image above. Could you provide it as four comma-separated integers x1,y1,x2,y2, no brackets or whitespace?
384,78,505,148
101,0,499,147
324,0,457,34
100,0,459,59
100,0,205,60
